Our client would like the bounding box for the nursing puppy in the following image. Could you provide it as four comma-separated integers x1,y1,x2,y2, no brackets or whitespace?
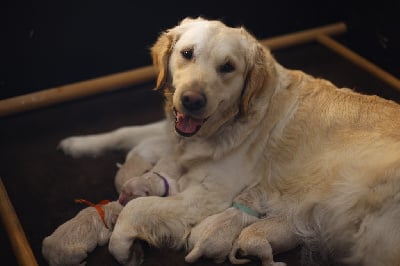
230,216,299,266
60,17,400,265
185,184,287,266
42,201,123,266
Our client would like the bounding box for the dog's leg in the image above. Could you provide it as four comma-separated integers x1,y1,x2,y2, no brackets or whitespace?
230,217,299,266
109,187,230,265
125,134,171,163
59,120,166,157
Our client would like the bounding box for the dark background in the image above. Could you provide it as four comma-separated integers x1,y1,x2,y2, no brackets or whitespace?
1,1,400,266
1,0,399,100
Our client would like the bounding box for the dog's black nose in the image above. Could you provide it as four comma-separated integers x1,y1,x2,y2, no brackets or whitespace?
181,91,206,112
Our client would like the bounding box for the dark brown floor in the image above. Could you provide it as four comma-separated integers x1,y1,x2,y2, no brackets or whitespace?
1,41,399,266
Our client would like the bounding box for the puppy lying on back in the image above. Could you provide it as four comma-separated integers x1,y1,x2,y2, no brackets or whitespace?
114,135,171,192
114,154,153,194
118,156,180,205
114,135,180,205
42,201,122,266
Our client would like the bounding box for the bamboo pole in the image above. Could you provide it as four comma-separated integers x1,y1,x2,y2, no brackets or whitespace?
316,34,400,91
261,22,346,50
0,66,157,117
0,22,347,118
0,178,38,266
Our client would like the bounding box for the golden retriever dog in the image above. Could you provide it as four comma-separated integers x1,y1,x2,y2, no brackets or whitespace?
59,17,400,265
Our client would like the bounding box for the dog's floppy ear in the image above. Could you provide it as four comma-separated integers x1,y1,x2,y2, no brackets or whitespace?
151,31,174,90
240,41,270,116
151,17,204,90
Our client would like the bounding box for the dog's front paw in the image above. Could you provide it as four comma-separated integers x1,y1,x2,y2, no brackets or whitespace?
109,230,144,266
58,136,101,158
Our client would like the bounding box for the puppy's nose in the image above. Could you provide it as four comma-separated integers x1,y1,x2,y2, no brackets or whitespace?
181,91,206,112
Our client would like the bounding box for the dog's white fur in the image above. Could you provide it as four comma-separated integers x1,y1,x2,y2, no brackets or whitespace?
42,201,123,266
59,17,400,265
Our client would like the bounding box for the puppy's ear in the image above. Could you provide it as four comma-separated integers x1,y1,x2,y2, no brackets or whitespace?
151,31,174,90
240,42,269,116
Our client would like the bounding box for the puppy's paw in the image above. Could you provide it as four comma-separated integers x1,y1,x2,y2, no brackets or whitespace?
230,238,285,266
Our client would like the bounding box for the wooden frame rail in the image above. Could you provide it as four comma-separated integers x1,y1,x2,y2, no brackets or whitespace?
0,178,38,266
0,22,348,118
1,21,399,119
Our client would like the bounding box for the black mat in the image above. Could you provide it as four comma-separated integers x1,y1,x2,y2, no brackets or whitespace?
1,41,399,266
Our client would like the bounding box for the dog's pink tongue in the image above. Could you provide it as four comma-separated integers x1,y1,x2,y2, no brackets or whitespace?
175,112,203,134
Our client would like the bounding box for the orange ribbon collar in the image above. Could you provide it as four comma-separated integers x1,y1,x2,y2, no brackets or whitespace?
75,199,110,229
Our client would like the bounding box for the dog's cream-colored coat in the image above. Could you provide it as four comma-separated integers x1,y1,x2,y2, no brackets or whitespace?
60,17,400,265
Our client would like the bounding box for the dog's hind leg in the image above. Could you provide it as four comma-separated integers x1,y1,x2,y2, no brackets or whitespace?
58,119,167,157
230,217,298,266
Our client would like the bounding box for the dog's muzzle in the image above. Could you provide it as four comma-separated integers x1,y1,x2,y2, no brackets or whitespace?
174,90,208,137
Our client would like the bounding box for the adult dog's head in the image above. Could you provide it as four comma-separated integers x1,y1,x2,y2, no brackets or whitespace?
151,17,277,139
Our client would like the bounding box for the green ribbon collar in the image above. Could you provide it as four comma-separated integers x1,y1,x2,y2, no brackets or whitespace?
232,202,260,218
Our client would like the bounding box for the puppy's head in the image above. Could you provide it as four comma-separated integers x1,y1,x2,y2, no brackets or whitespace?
151,17,274,138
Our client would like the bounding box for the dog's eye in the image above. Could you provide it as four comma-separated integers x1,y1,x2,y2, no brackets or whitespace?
181,48,193,60
219,62,235,73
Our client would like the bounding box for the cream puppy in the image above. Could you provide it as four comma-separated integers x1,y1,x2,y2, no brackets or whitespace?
114,135,171,193
185,185,271,264
230,217,299,266
42,201,122,266
118,156,180,205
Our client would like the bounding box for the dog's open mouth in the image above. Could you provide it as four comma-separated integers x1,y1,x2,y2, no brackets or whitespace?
174,109,207,137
